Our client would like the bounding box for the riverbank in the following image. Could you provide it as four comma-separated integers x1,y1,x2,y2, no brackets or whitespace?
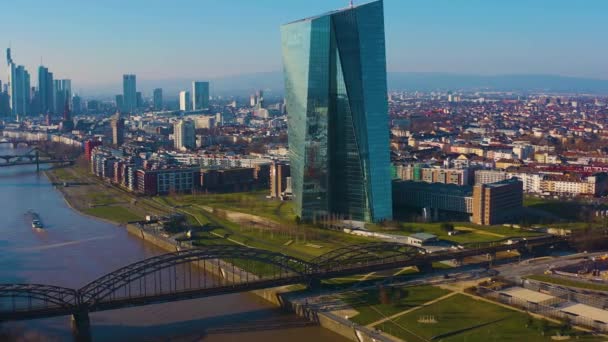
45,166,392,342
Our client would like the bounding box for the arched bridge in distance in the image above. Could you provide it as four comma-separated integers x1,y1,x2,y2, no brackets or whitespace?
0,236,566,341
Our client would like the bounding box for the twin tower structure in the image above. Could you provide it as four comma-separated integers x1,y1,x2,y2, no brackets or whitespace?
281,0,392,223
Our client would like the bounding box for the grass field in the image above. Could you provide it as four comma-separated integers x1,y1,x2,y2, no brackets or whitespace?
171,191,297,224
367,221,541,245
525,274,608,292
376,294,601,341
49,167,78,182
83,206,142,223
341,285,451,325
86,192,119,206
154,196,375,261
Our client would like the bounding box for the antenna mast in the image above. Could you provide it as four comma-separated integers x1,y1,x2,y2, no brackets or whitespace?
349,0,354,8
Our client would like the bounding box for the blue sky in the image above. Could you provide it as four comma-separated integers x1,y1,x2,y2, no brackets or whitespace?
3,0,608,89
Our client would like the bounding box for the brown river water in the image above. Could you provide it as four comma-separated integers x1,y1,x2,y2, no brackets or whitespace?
0,146,347,341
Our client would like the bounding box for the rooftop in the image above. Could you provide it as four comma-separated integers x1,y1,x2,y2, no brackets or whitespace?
283,0,379,26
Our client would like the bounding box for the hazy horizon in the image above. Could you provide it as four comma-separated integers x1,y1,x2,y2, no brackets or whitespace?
3,0,608,94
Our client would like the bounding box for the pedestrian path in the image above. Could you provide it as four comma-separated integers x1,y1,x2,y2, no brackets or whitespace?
366,291,458,328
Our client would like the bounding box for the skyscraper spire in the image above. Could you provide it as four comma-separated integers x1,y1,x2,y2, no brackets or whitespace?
349,0,354,8
6,47,12,66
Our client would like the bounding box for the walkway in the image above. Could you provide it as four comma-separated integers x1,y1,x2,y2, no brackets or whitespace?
366,291,458,328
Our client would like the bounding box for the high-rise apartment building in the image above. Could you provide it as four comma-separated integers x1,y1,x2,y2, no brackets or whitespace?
192,81,209,110
153,88,163,110
281,0,392,222
122,74,137,113
173,120,196,150
111,112,125,146
179,91,191,111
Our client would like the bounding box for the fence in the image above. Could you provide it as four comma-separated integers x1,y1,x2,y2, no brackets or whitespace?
476,286,608,332
523,279,608,310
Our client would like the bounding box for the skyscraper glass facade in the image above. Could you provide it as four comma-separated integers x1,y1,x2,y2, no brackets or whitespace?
281,0,392,223
192,81,209,110
122,74,137,113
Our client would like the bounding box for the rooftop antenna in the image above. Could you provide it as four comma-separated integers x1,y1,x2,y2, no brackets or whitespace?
349,0,354,8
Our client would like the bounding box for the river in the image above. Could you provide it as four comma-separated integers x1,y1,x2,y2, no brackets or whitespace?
0,146,347,341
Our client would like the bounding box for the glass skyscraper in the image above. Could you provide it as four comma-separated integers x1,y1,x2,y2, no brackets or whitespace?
281,0,392,223
192,81,209,110
122,74,137,113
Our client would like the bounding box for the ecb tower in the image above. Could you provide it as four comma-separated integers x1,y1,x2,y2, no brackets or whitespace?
281,0,392,223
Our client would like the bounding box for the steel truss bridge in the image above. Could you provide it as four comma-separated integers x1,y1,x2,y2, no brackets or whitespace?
0,146,74,170
0,236,565,340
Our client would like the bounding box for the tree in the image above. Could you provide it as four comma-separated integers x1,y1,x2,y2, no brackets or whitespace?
559,317,572,335
525,313,534,328
440,222,454,232
538,319,549,336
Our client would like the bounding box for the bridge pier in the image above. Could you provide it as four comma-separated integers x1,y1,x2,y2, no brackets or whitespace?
307,277,322,291
416,262,434,273
71,309,92,342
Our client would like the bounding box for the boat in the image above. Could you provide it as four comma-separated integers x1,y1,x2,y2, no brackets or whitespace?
26,210,44,230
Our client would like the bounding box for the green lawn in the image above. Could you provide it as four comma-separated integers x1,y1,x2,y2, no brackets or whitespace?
376,294,600,342
83,206,142,223
341,285,451,325
367,221,541,245
525,274,608,292
170,191,297,224
86,192,119,206
153,196,375,261
48,167,78,182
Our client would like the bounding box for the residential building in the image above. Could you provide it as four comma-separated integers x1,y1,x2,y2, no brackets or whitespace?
281,0,392,222
475,170,507,185
174,120,195,150
111,112,125,146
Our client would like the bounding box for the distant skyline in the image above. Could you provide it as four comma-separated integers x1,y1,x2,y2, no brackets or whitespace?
3,0,608,94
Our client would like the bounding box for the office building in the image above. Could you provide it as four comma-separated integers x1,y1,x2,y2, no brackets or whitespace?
115,95,124,111
72,95,81,114
122,74,137,113
281,0,392,222
111,112,125,146
174,120,195,150
136,92,143,108
7,49,31,117
179,91,191,111
472,179,523,225
54,79,71,114
153,88,163,110
270,161,291,199
192,81,209,110
38,66,54,114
